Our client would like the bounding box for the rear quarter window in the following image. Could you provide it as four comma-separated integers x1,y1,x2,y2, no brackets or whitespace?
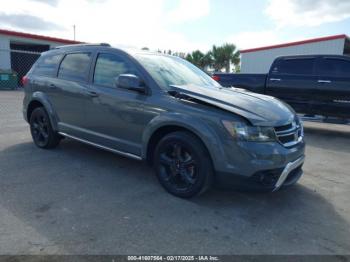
318,58,350,77
271,58,315,75
58,53,91,82
33,54,63,77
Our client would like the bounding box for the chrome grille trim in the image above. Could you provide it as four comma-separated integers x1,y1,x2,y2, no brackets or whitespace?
274,120,303,147
274,126,298,135
276,131,298,137
281,136,303,147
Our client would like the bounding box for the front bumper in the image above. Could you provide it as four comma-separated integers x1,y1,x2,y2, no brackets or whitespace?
215,155,304,191
214,139,305,191
273,155,304,190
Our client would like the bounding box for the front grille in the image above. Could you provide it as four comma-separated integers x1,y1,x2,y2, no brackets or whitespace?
274,120,303,147
274,123,293,132
278,134,295,144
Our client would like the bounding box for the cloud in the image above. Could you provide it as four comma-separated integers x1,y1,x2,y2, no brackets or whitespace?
228,30,283,50
0,13,64,31
229,0,350,50
1,0,210,52
266,0,350,27
168,0,210,24
30,0,59,6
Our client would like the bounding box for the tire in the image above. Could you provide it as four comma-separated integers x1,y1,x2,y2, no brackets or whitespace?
153,131,213,198
29,107,60,149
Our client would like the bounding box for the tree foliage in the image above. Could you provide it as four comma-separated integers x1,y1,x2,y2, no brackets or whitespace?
148,43,241,73
185,43,240,72
185,50,213,69
209,43,240,72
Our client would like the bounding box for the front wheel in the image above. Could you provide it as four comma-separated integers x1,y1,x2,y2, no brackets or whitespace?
29,107,60,149
153,131,213,198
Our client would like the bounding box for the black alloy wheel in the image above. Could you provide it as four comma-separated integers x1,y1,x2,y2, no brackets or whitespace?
30,107,60,149
154,131,213,198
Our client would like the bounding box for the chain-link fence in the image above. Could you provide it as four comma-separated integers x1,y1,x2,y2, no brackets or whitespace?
0,48,41,90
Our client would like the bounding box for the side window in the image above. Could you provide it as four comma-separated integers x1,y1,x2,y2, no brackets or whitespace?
34,54,63,76
58,53,91,82
319,58,350,77
93,53,136,87
272,58,315,75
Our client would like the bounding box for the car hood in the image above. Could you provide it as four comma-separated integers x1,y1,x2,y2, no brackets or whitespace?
169,84,295,126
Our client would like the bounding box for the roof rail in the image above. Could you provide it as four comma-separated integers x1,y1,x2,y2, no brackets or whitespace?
53,43,111,49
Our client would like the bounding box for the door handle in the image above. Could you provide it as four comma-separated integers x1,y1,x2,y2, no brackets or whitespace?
49,84,57,89
87,91,99,97
318,80,331,84
270,78,281,82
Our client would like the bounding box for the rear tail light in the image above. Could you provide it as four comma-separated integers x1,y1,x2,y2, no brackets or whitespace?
212,75,220,81
22,75,29,86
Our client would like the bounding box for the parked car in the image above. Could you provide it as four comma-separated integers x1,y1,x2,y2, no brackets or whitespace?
23,44,305,198
213,55,350,120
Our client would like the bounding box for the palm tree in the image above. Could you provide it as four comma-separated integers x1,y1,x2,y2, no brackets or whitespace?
210,45,226,72
186,50,204,68
186,50,213,70
211,44,240,72
202,52,214,70
222,43,240,72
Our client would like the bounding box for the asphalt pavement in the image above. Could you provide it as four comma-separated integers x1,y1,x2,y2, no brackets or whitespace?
0,90,349,255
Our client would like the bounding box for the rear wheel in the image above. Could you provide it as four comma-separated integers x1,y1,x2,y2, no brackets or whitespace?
153,131,213,198
30,107,60,149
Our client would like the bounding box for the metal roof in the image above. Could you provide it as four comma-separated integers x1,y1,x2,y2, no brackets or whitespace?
0,28,83,45
240,34,349,54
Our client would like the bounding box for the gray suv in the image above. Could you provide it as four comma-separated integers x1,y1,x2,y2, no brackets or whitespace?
23,44,305,198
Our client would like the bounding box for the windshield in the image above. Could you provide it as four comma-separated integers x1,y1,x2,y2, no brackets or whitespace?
134,54,221,90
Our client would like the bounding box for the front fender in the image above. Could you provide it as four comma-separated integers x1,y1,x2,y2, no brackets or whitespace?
27,92,59,131
141,112,226,171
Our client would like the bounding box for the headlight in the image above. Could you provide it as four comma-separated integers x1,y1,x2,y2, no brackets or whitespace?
222,120,276,142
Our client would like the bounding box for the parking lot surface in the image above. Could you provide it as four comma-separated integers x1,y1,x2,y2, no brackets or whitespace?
0,90,350,255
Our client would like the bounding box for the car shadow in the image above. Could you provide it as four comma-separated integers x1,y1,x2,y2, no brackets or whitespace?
0,139,350,254
304,126,350,154
190,184,350,253
305,125,350,139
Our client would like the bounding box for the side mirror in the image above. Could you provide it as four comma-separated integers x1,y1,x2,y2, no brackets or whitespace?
116,74,145,93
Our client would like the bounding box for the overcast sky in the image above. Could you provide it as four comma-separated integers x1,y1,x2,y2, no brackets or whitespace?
1,0,350,52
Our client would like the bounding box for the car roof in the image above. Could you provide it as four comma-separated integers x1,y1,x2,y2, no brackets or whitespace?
43,44,173,59
276,54,350,60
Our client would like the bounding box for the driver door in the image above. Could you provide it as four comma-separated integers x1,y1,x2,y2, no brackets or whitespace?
83,52,148,156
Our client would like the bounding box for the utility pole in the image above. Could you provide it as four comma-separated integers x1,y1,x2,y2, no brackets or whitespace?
73,24,76,41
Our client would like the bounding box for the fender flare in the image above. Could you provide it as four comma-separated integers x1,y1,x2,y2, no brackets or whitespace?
141,112,226,170
27,92,59,132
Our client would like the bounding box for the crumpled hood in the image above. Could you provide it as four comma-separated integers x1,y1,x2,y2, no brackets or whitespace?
170,84,295,126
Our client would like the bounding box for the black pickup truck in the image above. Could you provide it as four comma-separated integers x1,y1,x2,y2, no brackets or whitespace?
213,55,350,119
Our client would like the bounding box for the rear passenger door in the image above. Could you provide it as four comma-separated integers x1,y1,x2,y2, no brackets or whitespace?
316,57,350,118
266,57,318,114
51,52,92,135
